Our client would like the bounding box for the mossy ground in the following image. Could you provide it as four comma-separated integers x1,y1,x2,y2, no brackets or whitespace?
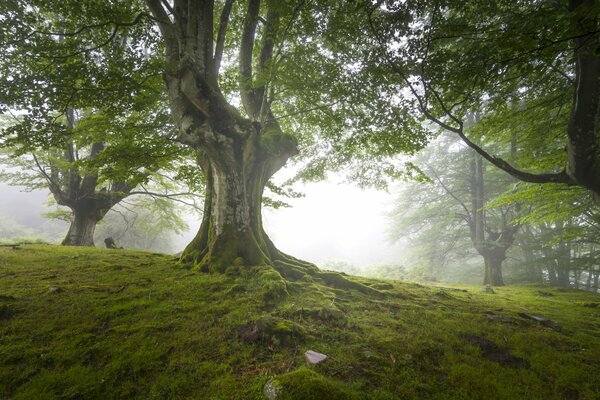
1,245,599,399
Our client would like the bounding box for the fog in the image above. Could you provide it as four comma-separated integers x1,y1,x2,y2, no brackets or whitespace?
0,179,402,269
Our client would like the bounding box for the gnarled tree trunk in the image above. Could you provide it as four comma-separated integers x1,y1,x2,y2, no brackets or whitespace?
57,192,127,246
146,0,307,271
483,252,505,286
61,206,102,246
180,124,298,271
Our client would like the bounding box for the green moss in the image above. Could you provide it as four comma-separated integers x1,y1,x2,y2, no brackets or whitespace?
245,266,289,304
273,368,360,400
1,245,600,399
318,271,381,295
259,124,298,156
317,306,347,325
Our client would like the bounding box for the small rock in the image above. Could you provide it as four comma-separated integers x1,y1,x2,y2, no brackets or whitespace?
263,378,281,400
361,348,374,359
535,290,554,297
48,286,63,293
304,350,328,365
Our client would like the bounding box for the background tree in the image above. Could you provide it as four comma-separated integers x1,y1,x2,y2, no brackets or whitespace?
390,134,521,286
0,3,201,246
489,180,600,290
364,0,600,200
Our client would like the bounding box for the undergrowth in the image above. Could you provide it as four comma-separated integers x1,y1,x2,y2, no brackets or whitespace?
0,245,599,399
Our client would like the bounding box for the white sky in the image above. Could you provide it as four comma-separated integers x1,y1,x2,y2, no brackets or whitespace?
262,180,400,265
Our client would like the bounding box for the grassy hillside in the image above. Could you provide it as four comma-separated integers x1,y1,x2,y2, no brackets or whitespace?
1,244,599,399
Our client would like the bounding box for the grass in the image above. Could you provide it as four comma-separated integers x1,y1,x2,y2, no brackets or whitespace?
1,244,599,399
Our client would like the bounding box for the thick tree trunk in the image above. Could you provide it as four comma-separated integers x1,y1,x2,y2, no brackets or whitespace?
483,253,505,286
180,123,298,272
61,207,100,246
58,191,123,247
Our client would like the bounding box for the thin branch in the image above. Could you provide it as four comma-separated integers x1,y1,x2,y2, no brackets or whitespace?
32,153,62,197
214,0,236,75
35,13,149,60
239,0,261,118
428,165,472,220
129,188,203,210
5,12,152,45
270,99,345,121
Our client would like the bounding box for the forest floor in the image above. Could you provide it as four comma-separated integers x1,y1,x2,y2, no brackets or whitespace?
1,244,599,399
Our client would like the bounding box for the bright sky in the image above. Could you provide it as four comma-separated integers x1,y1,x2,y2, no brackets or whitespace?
262,180,400,266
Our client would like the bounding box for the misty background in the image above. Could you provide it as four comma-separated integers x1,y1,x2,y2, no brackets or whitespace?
0,173,405,271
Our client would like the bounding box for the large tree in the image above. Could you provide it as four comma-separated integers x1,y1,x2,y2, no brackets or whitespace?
365,0,600,200
143,0,302,270
135,0,427,270
0,2,200,247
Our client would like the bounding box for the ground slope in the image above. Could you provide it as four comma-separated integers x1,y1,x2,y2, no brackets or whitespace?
0,244,599,399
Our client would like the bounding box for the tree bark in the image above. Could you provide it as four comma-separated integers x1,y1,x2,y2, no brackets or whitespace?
145,0,308,271
61,206,101,246
483,254,505,286
180,128,298,271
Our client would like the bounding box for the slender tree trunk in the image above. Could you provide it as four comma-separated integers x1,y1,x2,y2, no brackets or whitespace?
556,240,571,286
523,245,543,283
62,207,100,246
547,262,559,285
573,270,580,289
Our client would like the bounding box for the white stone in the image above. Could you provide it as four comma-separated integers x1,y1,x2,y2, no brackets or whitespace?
304,350,328,365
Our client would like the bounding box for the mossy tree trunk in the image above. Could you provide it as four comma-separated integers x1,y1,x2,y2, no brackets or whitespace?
57,189,130,247
483,252,505,286
62,205,102,246
147,0,308,271
180,123,298,271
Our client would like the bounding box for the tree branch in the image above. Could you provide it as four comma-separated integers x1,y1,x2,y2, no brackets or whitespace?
32,153,63,199
428,165,472,221
214,0,236,75
256,7,279,118
239,0,261,119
